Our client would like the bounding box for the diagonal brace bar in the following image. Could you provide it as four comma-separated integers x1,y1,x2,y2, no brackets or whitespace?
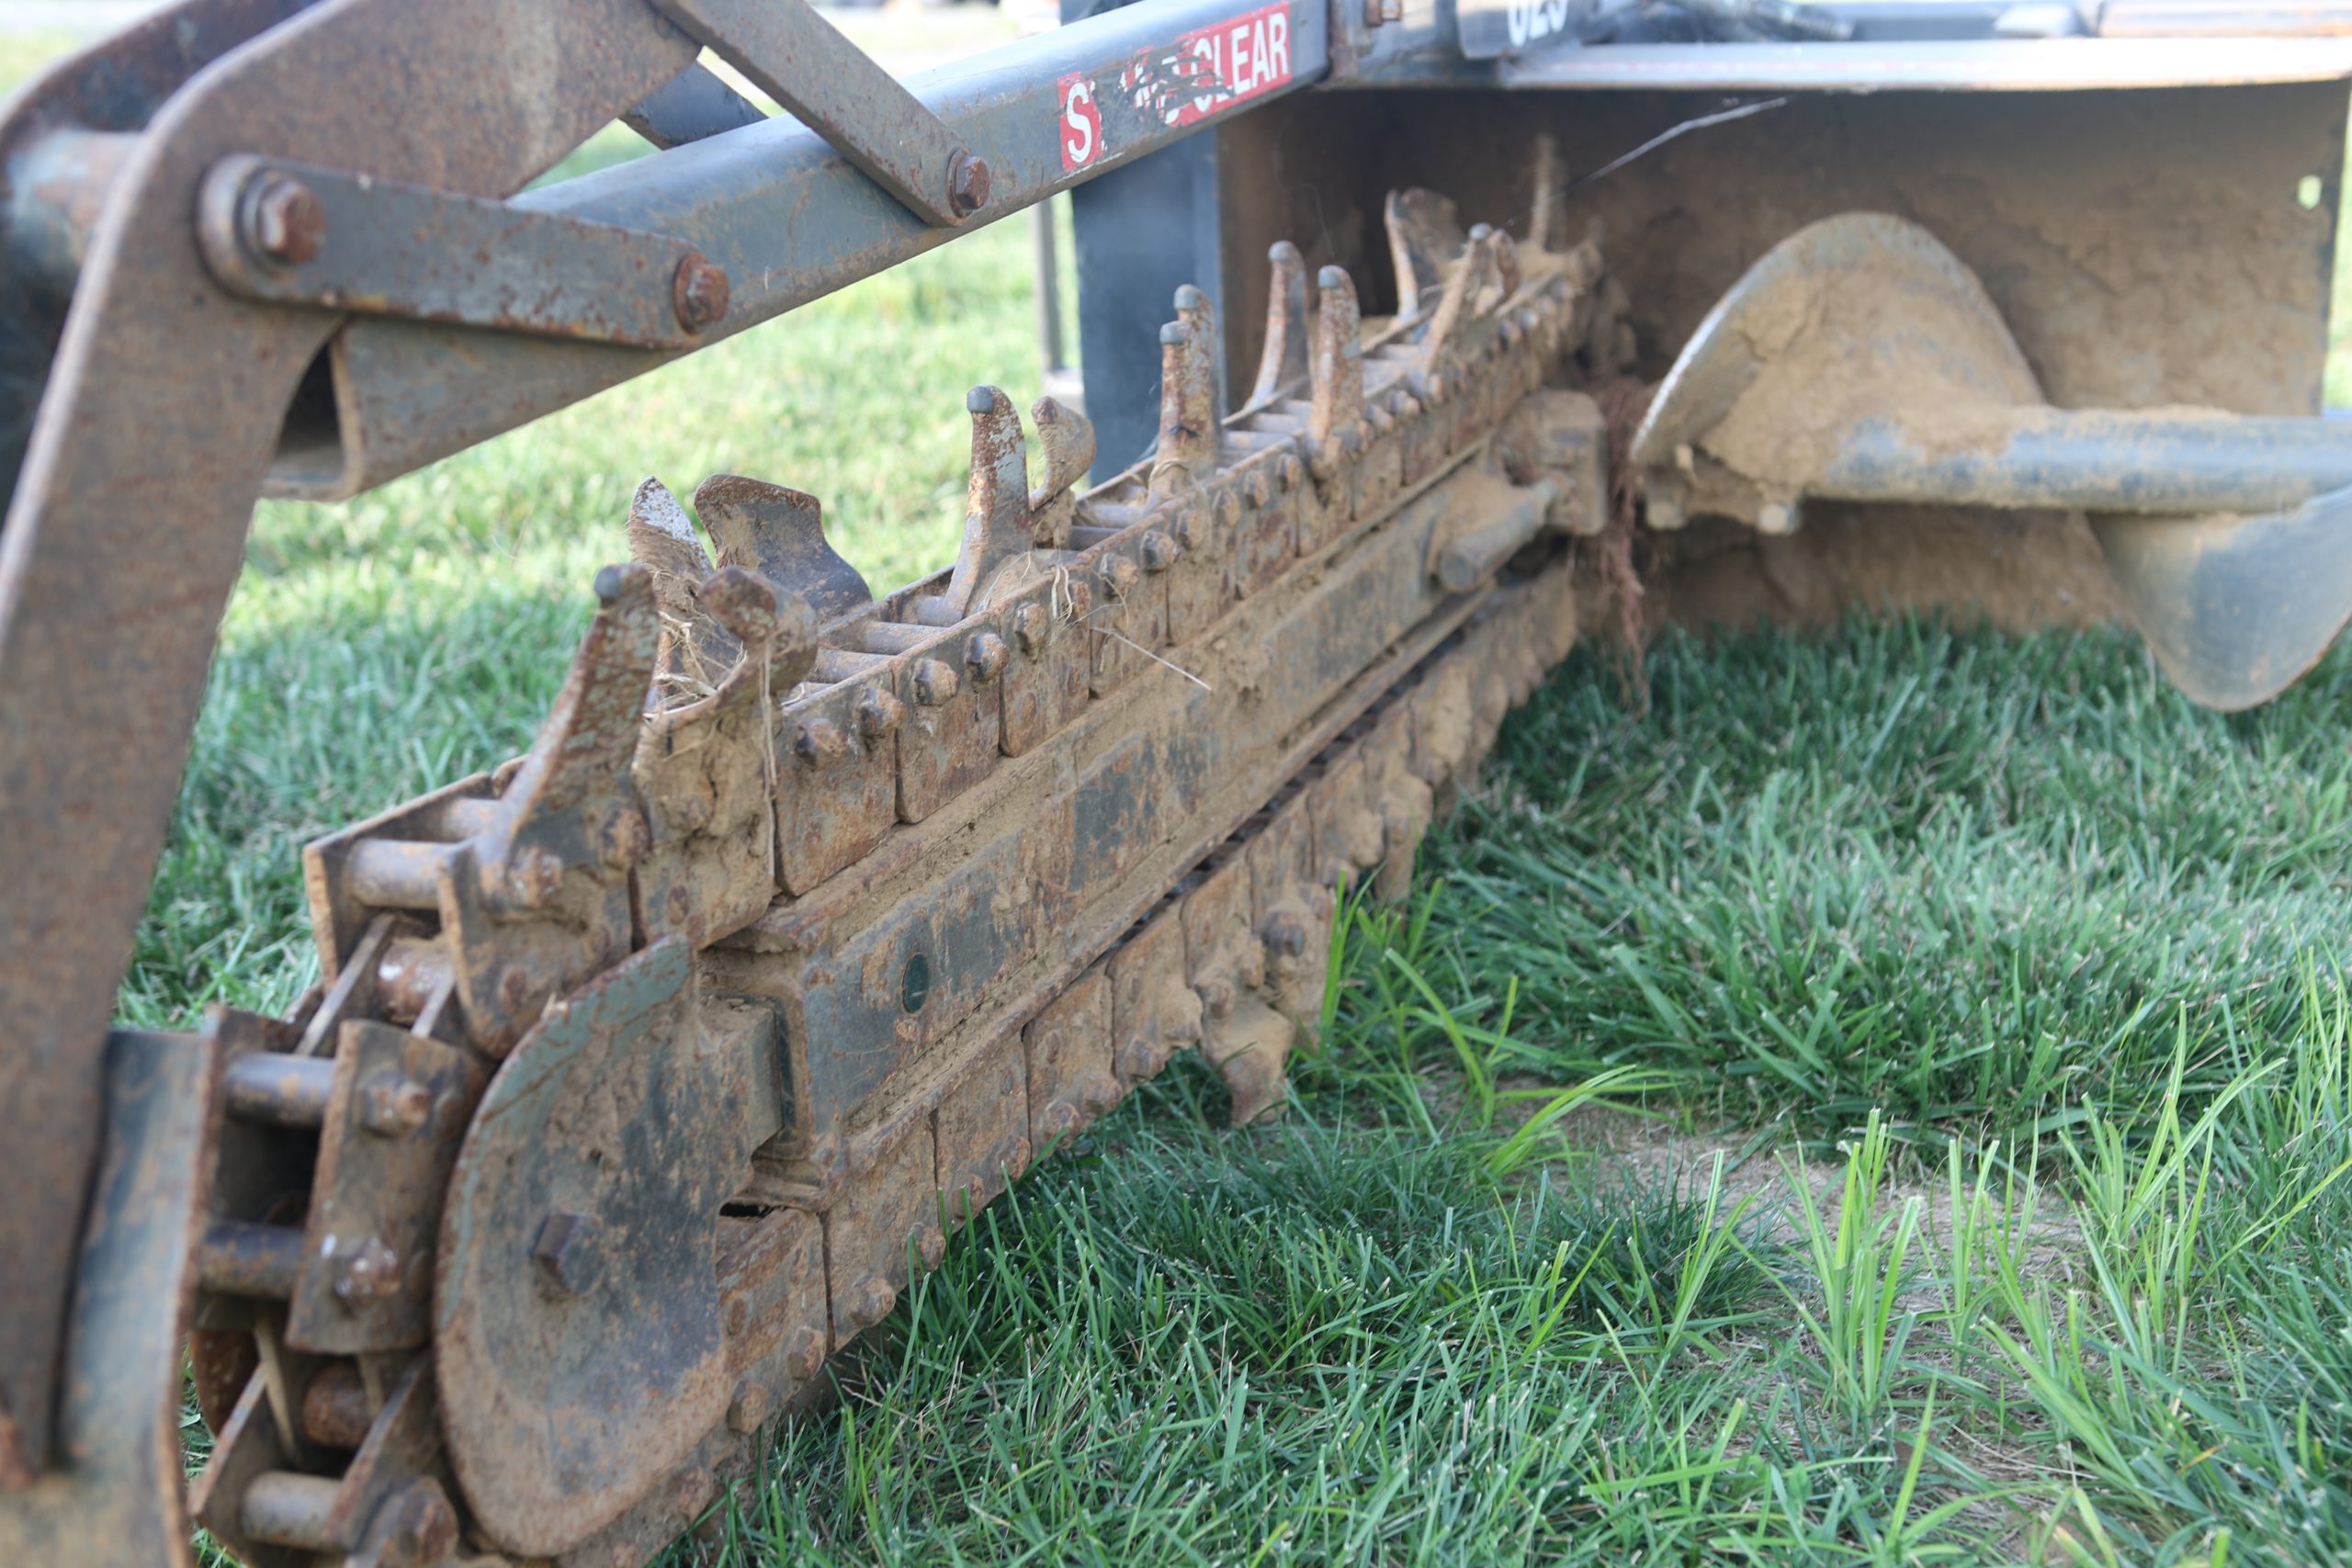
649,0,979,227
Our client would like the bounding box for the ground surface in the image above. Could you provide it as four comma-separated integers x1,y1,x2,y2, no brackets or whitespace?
6,19,2352,1568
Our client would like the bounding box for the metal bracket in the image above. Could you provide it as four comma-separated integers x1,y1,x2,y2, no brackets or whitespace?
649,0,988,228
196,154,730,348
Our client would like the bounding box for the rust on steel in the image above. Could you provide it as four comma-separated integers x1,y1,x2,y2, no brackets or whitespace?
3,2,2347,1562
2,147,1615,1562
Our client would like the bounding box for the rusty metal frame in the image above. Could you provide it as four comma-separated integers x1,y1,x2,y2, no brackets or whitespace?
0,0,1334,1490
0,0,2347,1544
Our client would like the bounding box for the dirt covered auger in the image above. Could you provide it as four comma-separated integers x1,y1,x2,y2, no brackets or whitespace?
4,2,2352,1564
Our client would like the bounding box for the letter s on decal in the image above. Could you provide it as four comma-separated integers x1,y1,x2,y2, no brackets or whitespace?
1059,74,1102,171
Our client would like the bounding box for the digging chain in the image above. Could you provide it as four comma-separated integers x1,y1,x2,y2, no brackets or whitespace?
178,187,1626,1568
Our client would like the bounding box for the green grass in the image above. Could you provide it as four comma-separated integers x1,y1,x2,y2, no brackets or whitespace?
3,28,2352,1568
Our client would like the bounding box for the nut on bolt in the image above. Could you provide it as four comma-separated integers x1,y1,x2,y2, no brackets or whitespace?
947,150,992,219
673,251,731,333
241,169,325,266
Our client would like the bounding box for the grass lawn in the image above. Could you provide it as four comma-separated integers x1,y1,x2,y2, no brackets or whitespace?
6,24,2352,1568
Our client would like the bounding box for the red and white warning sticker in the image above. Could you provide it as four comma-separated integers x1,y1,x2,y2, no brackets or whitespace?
1059,3,1294,173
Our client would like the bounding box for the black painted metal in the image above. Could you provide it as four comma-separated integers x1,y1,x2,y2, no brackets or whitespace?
1064,0,1230,480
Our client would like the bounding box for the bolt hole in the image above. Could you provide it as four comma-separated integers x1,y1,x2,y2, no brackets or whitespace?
2299,174,2324,211
901,953,932,1014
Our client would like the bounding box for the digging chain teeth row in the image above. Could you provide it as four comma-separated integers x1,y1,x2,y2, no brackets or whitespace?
178,180,1620,1568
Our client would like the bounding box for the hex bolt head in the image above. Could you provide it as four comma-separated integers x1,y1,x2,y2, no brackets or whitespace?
242,171,324,266
947,150,992,219
964,631,1011,683
1261,910,1311,960
793,717,852,765
849,1277,896,1328
356,1071,432,1137
912,658,961,706
857,686,907,740
1139,530,1180,572
332,1235,403,1307
531,1212,601,1301
783,1325,826,1382
1012,602,1051,656
673,252,731,333
1196,976,1236,1019
727,1377,775,1435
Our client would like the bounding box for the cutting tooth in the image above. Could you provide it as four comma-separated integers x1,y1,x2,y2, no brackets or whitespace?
1027,395,1095,551
1385,187,1465,326
1477,223,1522,304
627,476,737,693
1175,283,1220,418
1412,231,1500,395
916,386,1035,625
692,474,871,624
1247,240,1311,411
1150,286,1219,499
1309,265,1364,474
502,563,661,818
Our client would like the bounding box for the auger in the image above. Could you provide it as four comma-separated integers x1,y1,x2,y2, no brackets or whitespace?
3,3,2350,1564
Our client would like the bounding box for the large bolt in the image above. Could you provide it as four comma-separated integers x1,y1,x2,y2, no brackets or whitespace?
356,1071,431,1137
242,170,324,266
1012,602,1051,657
531,1212,601,1300
783,1325,826,1382
965,631,1011,683
673,252,731,333
947,150,992,219
793,718,852,765
857,687,907,741
912,658,961,707
848,1277,896,1328
727,1377,775,1435
1261,910,1311,960
1139,530,1180,572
